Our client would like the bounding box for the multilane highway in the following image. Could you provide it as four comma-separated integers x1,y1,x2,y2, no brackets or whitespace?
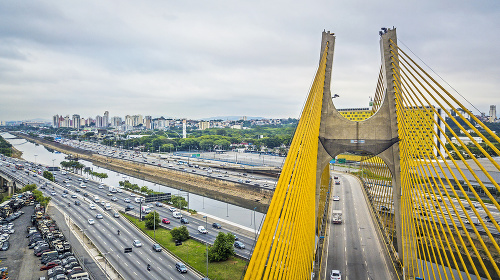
325,172,393,280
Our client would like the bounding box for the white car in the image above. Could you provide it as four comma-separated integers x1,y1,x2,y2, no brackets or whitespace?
50,191,56,196
333,196,340,201
95,214,103,219
168,206,176,212
124,198,131,203
98,185,104,189
133,240,142,247
88,219,95,225
198,226,207,234
330,270,341,280
89,204,96,210
173,212,182,219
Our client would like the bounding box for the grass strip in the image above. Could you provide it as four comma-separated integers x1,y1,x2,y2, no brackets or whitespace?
122,213,248,279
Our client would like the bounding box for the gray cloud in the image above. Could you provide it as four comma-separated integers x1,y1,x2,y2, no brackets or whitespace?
0,0,499,121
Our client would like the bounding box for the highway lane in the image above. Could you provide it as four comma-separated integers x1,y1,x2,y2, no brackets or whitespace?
58,138,277,189
0,162,202,280
47,169,256,259
325,173,392,280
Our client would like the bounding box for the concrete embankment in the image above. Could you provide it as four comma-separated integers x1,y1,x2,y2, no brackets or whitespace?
12,132,272,212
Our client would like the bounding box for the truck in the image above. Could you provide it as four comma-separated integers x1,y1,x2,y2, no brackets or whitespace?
332,210,342,224
105,203,111,211
141,205,151,214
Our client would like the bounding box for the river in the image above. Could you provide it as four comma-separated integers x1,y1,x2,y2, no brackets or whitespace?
1,132,265,231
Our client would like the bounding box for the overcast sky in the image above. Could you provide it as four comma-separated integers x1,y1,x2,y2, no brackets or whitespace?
1,1,499,121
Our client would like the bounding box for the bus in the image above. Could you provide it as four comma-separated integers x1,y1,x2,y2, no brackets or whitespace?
15,164,24,170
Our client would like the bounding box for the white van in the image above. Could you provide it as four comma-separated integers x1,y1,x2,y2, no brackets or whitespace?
173,211,182,219
105,203,111,211
70,272,90,280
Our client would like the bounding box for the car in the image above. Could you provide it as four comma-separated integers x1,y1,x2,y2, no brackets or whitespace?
152,243,162,252
175,262,188,273
333,196,340,201
71,194,77,198
173,212,182,219
113,212,120,218
98,185,104,189
330,269,341,280
63,190,69,194
125,205,134,211
0,241,9,251
88,219,95,225
168,206,176,212
111,196,118,201
333,176,339,179
124,198,131,203
335,180,340,185
40,261,61,270
107,193,112,196
74,200,81,206
234,241,245,249
133,240,142,247
180,218,189,224
62,193,68,198
161,218,170,224
95,214,103,219
51,191,56,196
83,192,88,197
75,188,81,192
212,223,222,229
198,226,207,234
89,204,96,210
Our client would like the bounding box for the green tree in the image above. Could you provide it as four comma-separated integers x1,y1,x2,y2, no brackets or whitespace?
140,186,149,193
171,226,189,241
43,171,54,182
208,232,235,262
171,195,188,210
144,211,160,229
20,184,37,192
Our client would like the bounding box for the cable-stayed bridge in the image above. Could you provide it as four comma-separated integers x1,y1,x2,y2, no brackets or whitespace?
244,28,500,280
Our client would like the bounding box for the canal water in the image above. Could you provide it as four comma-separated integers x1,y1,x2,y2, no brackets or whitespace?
1,132,266,231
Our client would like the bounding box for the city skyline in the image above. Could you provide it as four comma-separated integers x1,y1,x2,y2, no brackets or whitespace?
1,1,500,121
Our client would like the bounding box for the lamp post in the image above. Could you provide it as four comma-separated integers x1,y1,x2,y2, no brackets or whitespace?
203,215,208,278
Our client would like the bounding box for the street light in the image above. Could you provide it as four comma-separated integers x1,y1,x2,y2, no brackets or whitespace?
203,215,208,278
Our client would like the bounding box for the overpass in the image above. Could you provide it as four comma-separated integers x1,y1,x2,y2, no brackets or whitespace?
244,28,500,280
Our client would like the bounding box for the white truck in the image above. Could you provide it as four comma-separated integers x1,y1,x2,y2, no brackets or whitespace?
332,210,342,224
141,205,151,214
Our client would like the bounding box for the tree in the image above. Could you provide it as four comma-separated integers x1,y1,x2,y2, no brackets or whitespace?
20,184,37,192
208,232,235,262
144,211,160,229
171,226,189,241
170,195,188,210
140,186,149,193
43,171,54,182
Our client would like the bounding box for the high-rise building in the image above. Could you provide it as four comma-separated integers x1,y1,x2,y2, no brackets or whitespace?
52,115,60,128
63,115,70,127
95,115,103,128
199,121,210,130
72,114,81,130
103,111,109,127
145,116,152,129
489,105,497,122
111,116,122,127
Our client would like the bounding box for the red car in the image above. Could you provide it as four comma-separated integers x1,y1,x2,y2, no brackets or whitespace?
162,218,170,224
40,261,60,270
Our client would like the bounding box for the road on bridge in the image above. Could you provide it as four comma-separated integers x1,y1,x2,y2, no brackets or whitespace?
324,172,393,280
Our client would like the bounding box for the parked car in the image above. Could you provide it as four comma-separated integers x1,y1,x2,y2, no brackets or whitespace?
40,261,61,271
0,241,9,251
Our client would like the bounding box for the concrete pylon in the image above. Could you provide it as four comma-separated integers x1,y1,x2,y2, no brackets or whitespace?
315,28,405,265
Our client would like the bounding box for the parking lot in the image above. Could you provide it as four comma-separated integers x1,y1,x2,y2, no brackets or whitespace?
1,204,48,280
